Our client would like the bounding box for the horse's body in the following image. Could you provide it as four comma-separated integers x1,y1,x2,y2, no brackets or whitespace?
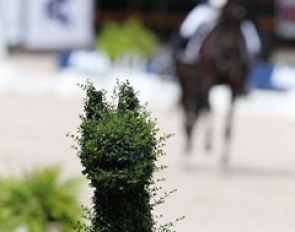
175,1,250,169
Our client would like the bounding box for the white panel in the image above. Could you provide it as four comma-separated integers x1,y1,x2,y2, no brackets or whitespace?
24,0,94,50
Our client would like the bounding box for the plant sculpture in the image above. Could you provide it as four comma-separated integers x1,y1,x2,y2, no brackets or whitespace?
73,80,180,232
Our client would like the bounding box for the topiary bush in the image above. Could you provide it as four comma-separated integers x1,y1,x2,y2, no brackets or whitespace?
72,80,181,232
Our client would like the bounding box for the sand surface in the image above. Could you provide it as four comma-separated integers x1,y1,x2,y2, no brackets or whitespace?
1,53,295,231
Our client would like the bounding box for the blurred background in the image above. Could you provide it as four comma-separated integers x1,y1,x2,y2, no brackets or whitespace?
1,0,295,231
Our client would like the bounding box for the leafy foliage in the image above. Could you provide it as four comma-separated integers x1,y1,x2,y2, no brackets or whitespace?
97,18,157,60
0,166,82,232
72,80,180,232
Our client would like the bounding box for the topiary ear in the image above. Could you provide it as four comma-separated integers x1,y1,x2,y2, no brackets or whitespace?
84,83,107,120
117,80,139,113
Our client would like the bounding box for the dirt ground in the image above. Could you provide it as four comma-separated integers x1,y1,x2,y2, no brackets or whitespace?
1,53,295,231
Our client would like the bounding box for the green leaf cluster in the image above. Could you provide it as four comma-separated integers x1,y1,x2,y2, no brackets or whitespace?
73,80,174,232
97,18,157,60
0,166,82,232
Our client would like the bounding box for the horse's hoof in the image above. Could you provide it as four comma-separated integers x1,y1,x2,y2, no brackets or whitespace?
219,167,231,177
205,143,213,153
180,156,194,172
185,143,192,154
220,158,230,174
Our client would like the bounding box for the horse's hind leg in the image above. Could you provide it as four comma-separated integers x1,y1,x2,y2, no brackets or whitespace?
184,110,198,153
204,98,213,152
221,95,236,170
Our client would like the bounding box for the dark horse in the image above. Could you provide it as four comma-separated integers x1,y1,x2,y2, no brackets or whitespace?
175,1,251,169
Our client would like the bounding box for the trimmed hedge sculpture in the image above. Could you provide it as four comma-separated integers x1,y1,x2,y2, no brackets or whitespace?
72,80,180,232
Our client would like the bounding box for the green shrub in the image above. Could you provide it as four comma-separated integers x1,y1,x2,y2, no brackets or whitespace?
72,80,180,232
0,166,82,232
97,18,157,61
